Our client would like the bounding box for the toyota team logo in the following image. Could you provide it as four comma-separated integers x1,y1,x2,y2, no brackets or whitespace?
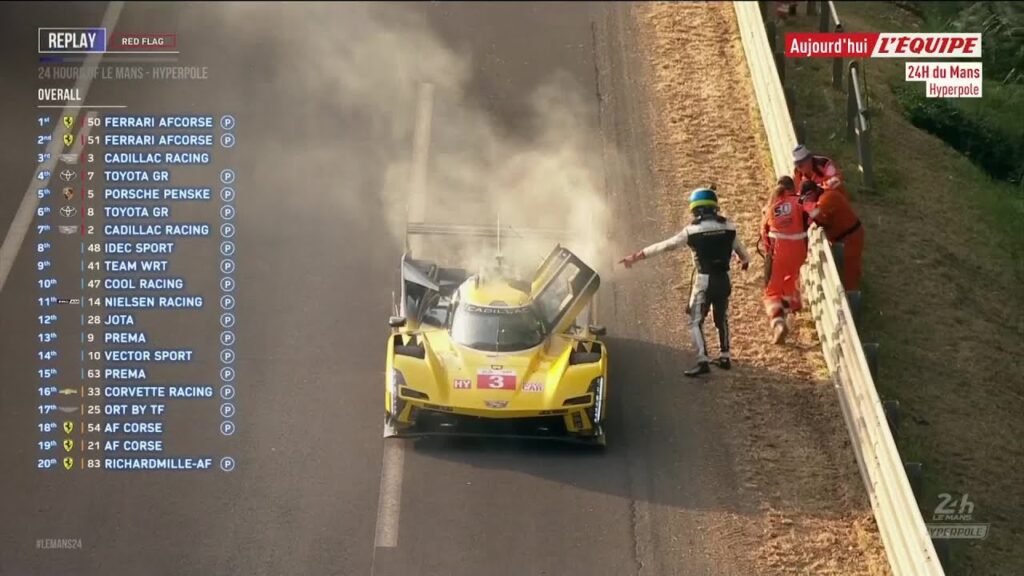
59,169,77,182
59,205,77,218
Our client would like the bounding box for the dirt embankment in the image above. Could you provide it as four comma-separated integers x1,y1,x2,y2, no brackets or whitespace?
633,3,890,574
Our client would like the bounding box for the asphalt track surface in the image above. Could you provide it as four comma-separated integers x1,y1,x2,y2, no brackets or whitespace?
0,3,746,575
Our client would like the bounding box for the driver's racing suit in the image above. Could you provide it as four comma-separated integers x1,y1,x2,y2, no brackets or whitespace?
638,214,751,368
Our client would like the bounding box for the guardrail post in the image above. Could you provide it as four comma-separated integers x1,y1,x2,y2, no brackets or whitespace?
846,77,857,141
774,47,786,83
784,85,796,120
831,241,845,276
882,399,901,435
933,539,952,569
862,341,878,380
905,462,924,502
858,121,876,192
845,290,861,325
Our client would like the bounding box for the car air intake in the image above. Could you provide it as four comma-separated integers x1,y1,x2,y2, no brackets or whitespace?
562,394,593,407
400,386,430,401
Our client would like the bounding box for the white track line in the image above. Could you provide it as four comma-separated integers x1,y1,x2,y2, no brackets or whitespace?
371,82,435,554
372,440,406,549
0,2,124,295
407,82,434,225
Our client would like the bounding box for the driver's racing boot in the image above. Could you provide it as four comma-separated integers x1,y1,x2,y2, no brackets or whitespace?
684,362,711,377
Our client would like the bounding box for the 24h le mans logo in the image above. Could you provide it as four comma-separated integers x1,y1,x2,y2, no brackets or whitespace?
927,493,989,540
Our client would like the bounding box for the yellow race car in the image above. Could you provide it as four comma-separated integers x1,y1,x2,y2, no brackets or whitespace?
384,240,607,445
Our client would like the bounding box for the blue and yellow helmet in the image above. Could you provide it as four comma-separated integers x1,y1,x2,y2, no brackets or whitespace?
688,187,718,212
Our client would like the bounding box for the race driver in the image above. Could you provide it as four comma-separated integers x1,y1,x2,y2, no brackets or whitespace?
619,187,751,377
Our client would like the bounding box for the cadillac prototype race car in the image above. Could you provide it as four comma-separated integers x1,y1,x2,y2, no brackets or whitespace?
384,224,608,444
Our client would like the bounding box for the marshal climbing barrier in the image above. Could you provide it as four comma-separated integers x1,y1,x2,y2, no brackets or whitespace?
733,3,944,575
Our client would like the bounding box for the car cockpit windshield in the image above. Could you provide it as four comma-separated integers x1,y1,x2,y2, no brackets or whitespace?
450,303,544,352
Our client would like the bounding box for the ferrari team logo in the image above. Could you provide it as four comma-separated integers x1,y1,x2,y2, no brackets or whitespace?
63,133,74,147
63,115,74,129
63,421,74,434
63,439,74,452
63,457,74,470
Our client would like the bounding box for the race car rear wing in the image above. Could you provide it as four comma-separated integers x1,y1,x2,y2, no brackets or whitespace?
400,220,568,320
399,220,599,329
405,221,570,246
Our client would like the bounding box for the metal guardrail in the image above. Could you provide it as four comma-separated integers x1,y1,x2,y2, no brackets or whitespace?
847,61,876,191
762,4,878,195
734,3,944,575
818,0,845,88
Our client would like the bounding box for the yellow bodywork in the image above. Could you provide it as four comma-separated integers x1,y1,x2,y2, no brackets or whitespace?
387,329,606,423
385,302,607,440
385,245,607,442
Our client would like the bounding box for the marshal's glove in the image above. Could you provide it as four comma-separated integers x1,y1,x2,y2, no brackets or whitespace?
618,251,646,269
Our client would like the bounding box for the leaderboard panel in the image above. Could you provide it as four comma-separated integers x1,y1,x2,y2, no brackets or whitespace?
33,25,238,475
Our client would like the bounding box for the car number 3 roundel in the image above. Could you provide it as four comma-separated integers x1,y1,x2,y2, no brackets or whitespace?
476,369,517,390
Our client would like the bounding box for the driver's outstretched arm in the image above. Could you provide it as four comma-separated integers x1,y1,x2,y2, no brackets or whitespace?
642,228,690,259
619,228,690,268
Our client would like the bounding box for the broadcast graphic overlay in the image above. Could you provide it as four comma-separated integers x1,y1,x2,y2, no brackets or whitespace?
786,32,984,97
31,25,237,474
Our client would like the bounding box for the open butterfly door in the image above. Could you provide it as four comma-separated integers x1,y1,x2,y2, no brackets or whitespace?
529,246,600,336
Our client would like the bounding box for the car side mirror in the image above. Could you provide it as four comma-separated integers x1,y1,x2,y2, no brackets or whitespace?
389,316,407,328
588,324,607,337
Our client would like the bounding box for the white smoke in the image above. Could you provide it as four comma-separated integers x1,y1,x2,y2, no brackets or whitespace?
189,3,615,277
